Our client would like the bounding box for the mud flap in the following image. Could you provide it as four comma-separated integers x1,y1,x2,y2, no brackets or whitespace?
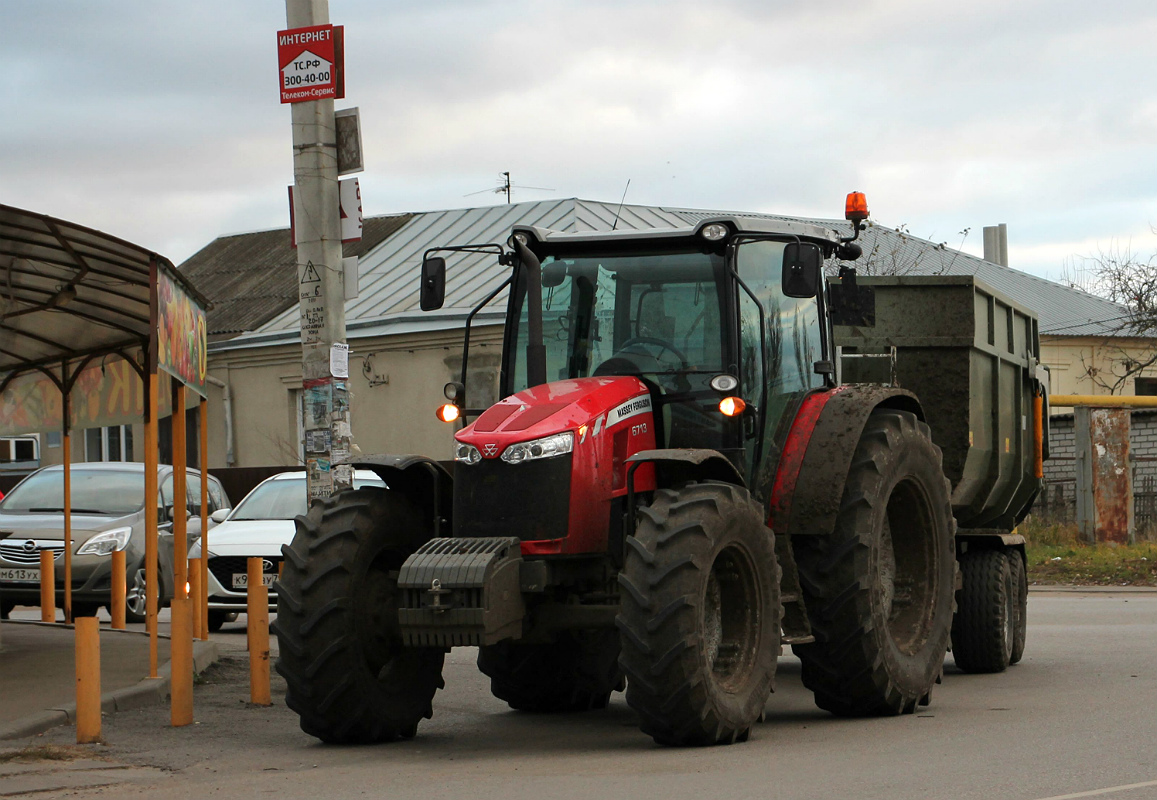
397,537,525,647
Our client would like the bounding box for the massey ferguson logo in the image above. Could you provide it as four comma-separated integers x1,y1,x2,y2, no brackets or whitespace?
482,443,498,457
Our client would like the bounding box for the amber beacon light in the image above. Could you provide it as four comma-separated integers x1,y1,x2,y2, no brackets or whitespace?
845,192,869,224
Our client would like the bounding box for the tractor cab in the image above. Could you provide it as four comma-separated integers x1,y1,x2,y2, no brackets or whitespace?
439,216,849,497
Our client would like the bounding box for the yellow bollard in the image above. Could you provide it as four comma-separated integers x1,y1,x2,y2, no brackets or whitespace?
170,592,194,727
246,558,261,652
110,550,126,630
75,616,101,743
246,581,268,708
40,549,55,623
189,559,202,639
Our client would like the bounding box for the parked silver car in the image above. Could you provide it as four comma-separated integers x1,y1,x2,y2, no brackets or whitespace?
0,462,230,621
190,470,383,631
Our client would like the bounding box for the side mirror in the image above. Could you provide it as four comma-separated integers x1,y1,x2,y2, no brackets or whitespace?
419,256,446,311
782,243,822,298
162,505,176,523
210,508,230,524
541,261,568,288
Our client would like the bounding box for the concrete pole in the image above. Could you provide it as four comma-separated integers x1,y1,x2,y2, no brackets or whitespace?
287,0,353,501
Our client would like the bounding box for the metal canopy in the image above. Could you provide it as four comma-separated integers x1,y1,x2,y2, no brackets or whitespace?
0,203,209,376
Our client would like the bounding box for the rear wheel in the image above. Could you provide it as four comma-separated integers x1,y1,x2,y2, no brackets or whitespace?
617,481,779,746
952,549,1014,673
274,487,445,743
1009,550,1028,665
478,629,622,712
794,409,955,716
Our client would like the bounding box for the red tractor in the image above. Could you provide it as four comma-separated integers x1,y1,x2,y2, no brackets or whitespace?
275,194,1041,745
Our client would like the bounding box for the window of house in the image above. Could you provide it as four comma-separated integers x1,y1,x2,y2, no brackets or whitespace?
1136,378,1157,396
84,425,134,462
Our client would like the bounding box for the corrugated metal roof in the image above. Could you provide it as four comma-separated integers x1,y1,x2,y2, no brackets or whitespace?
180,214,412,336
215,198,1132,349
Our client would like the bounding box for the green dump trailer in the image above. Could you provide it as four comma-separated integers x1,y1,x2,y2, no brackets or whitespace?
832,274,1048,673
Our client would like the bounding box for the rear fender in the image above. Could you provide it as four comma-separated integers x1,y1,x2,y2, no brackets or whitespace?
349,454,453,537
770,386,924,537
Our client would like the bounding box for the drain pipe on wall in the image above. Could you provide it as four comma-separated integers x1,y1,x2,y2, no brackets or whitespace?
205,373,235,466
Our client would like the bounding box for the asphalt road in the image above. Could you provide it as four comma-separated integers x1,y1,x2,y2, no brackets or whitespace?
3,592,1156,800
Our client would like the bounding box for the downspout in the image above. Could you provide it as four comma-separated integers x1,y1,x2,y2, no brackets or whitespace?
205,373,234,466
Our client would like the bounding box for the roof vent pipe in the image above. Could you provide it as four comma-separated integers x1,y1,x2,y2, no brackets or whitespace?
983,223,1009,267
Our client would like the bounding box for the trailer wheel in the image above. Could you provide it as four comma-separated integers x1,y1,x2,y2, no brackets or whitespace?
794,409,955,716
1009,550,1028,665
617,481,779,746
274,486,445,743
951,549,1014,673
478,629,622,712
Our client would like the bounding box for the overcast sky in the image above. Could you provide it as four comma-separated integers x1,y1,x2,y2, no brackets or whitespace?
4,1,1157,282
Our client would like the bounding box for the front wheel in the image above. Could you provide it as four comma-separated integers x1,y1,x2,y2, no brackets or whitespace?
794,409,956,716
124,564,155,624
274,486,445,743
617,481,779,746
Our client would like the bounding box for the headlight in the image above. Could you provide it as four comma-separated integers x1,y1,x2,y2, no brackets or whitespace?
455,442,482,465
501,432,574,464
77,527,132,557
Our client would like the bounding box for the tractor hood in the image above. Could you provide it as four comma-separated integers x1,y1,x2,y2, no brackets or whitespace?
456,376,651,457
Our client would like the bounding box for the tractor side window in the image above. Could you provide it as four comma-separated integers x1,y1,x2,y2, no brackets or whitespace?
736,240,825,476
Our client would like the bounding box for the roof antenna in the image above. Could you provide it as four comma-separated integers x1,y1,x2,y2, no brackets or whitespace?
611,179,631,231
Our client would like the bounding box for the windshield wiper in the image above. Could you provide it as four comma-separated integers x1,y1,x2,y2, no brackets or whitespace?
28,507,109,514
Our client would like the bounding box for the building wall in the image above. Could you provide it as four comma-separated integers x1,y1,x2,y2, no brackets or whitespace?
206,326,504,468
1041,335,1157,397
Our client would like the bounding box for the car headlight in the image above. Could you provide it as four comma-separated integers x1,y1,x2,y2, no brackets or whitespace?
77,527,132,557
501,432,574,464
455,442,482,464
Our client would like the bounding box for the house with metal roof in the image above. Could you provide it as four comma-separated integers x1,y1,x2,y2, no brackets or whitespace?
180,198,1154,468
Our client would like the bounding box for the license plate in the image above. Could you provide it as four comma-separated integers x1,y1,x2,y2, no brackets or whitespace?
232,573,276,589
0,567,43,583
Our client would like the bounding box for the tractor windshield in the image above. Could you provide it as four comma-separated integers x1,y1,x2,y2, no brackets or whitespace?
509,248,730,449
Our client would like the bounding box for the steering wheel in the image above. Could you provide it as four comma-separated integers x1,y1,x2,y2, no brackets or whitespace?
619,336,689,365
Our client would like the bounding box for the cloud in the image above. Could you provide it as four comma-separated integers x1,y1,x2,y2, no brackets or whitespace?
1,0,1155,282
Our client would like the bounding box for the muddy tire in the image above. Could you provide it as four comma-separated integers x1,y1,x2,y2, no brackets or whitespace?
952,549,1014,673
617,482,779,746
794,409,955,716
478,629,622,712
1009,550,1028,665
274,486,445,743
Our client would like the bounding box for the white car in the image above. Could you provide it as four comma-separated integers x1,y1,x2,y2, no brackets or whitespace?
190,470,385,631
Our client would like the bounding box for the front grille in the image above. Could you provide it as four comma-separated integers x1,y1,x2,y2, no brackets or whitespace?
208,555,282,593
453,454,571,541
0,540,65,565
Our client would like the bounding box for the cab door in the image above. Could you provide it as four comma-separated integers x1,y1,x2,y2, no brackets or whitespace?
734,239,827,499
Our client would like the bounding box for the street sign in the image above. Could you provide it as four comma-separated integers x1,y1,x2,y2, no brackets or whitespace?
288,178,361,247
278,24,338,104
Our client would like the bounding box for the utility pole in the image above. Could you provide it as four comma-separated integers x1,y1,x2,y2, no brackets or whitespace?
286,0,353,501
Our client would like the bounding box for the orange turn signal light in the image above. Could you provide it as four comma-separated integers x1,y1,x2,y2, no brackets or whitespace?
435,403,461,423
719,397,746,417
845,191,869,223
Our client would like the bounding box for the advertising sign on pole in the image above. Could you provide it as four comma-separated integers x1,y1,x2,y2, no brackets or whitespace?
277,24,339,104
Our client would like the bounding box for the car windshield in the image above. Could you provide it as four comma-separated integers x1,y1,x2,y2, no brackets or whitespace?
0,469,145,516
230,475,385,521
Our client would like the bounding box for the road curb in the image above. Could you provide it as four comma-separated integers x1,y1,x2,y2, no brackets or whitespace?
1029,584,1157,594
0,637,220,741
